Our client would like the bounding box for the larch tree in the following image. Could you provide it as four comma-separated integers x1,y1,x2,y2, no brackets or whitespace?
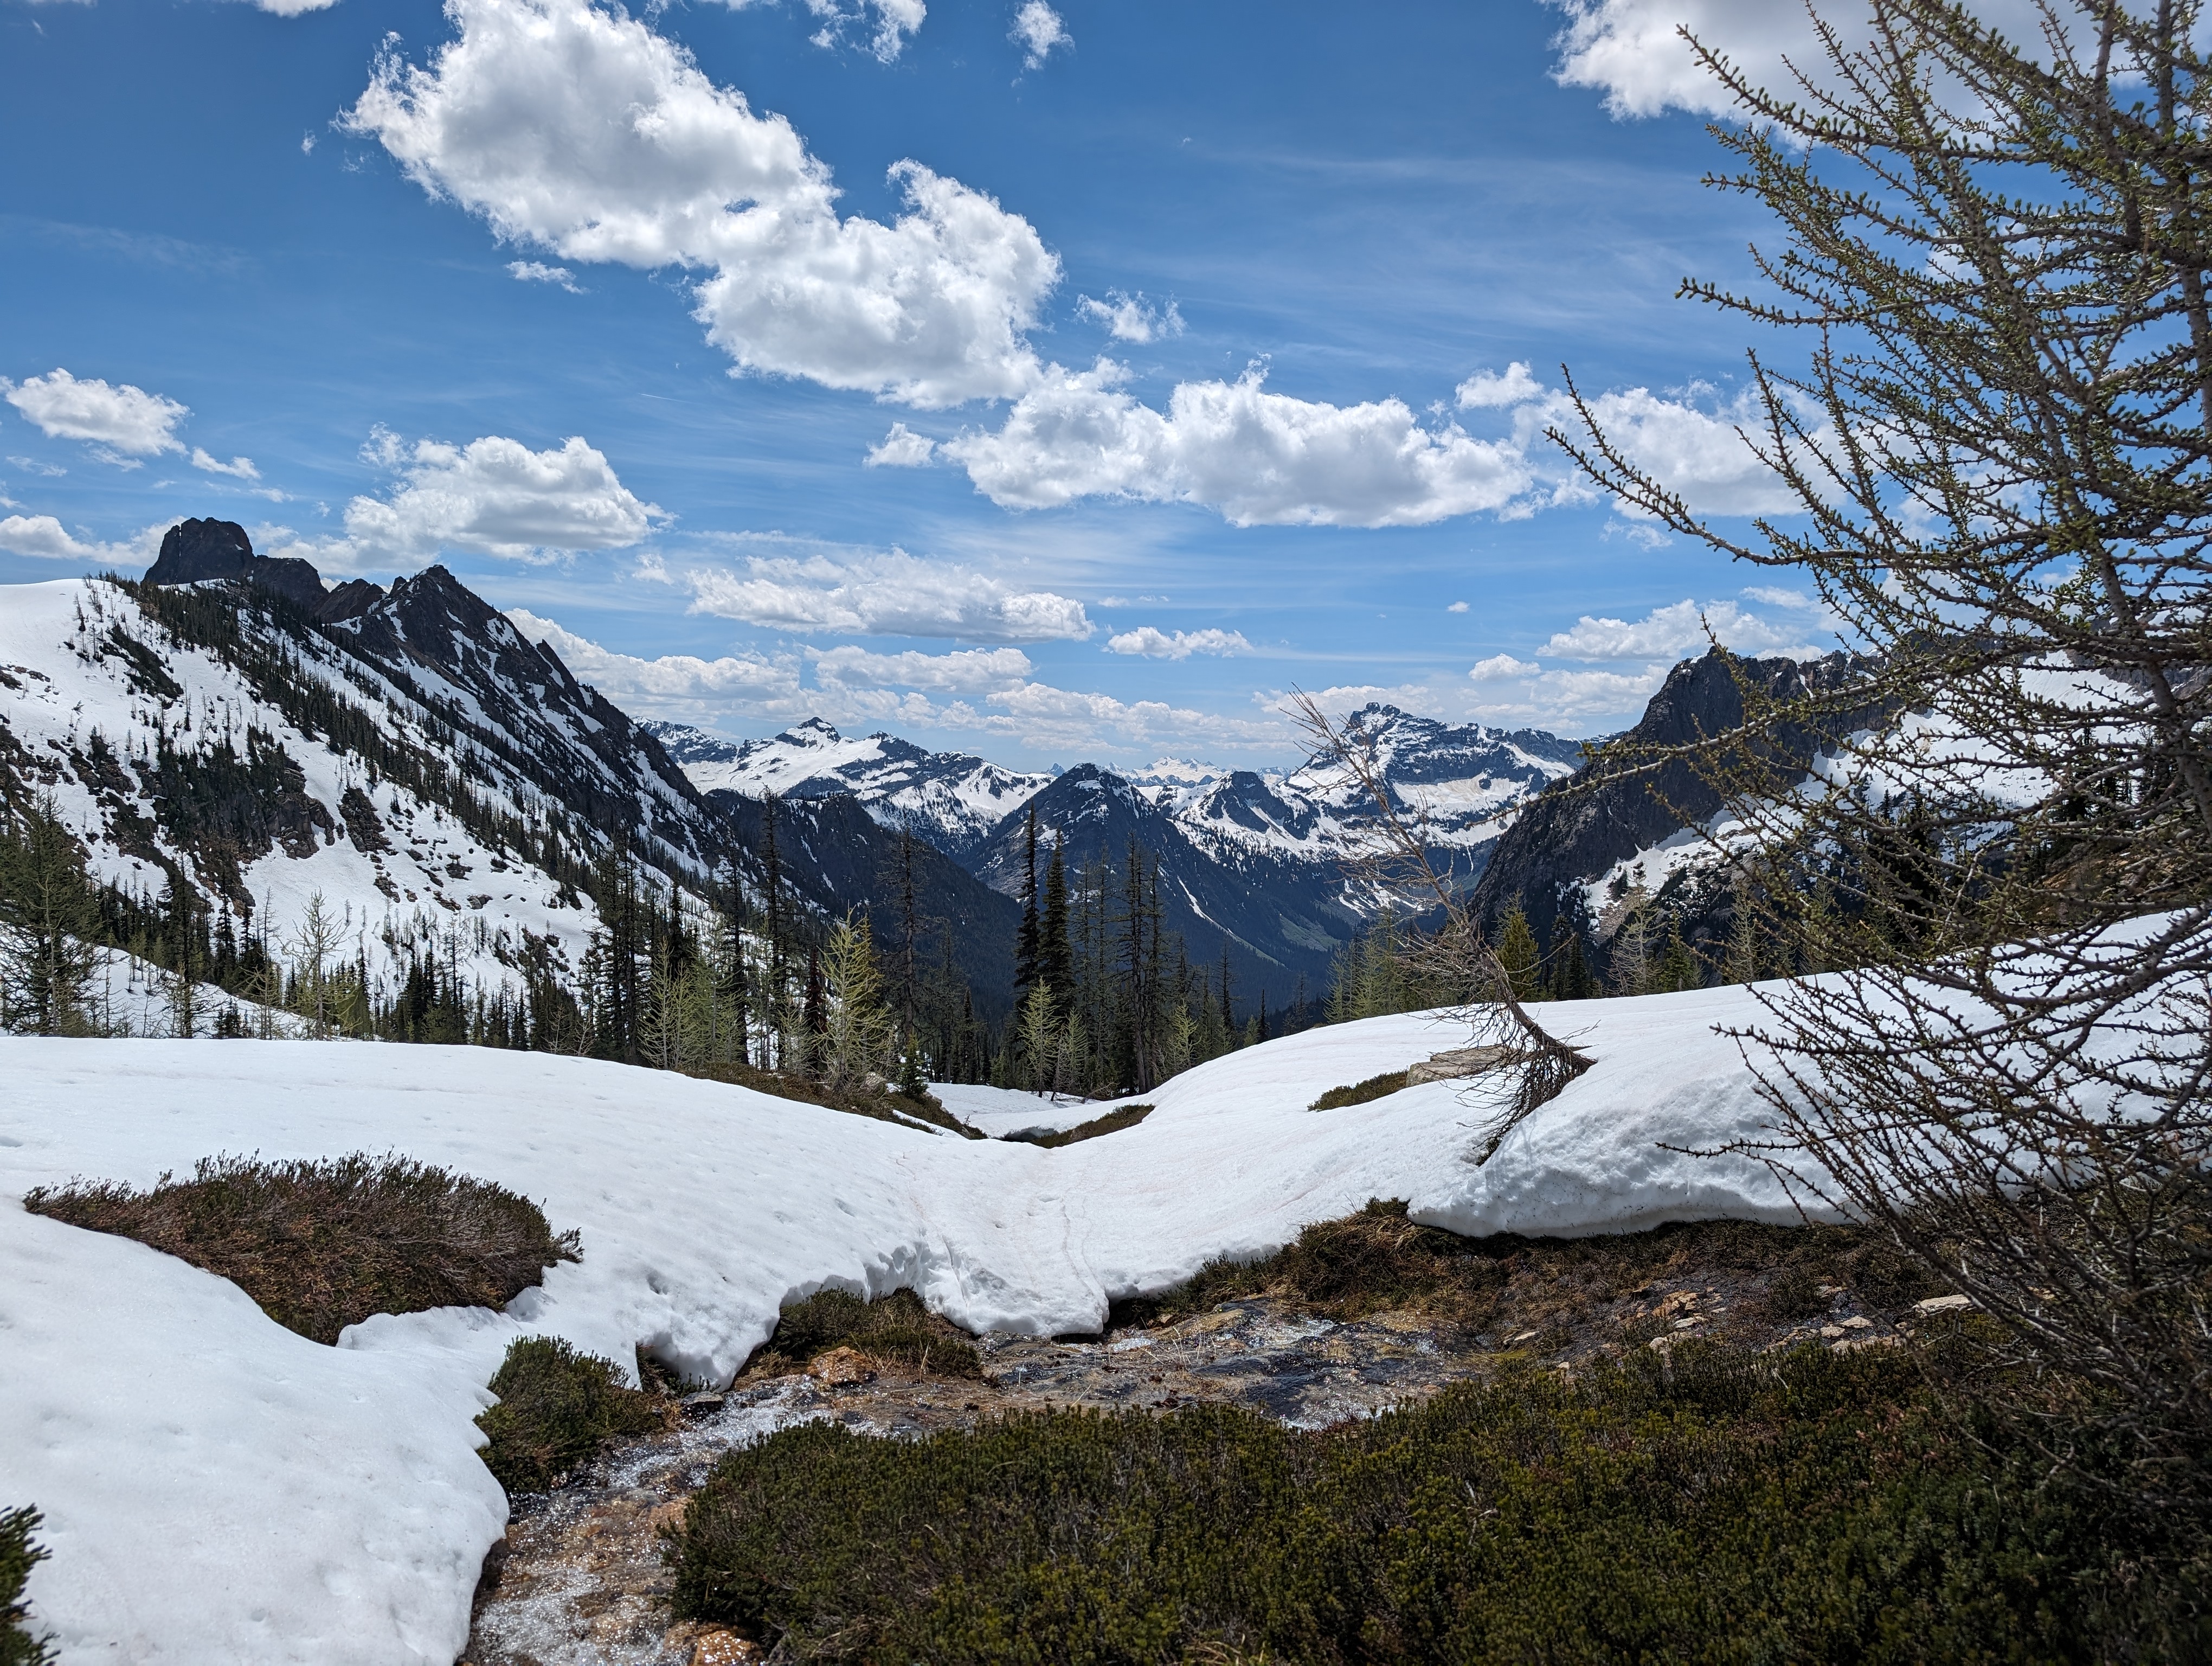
1559,0,2212,1501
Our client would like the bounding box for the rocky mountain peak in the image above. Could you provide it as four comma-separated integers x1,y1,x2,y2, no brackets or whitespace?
144,518,338,619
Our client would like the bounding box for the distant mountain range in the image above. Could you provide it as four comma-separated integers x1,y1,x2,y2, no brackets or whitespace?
644,707,1585,1002
1,515,1819,1027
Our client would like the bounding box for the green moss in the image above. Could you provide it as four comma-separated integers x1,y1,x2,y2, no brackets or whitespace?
668,1345,2203,1662
1,1507,53,1666
1002,1104,1155,1149
23,1154,580,1344
1309,1071,1410,1112
474,1336,665,1495
750,1287,982,1380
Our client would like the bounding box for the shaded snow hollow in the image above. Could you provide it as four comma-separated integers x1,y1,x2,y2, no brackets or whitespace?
0,990,1828,1664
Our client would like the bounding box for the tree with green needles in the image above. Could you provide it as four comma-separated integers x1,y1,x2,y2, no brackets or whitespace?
0,793,99,1037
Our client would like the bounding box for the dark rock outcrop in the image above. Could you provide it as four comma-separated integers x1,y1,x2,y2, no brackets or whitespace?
144,518,336,617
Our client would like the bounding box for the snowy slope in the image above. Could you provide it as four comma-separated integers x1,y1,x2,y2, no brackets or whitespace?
0,571,760,1020
646,717,1050,867
0,989,1832,1662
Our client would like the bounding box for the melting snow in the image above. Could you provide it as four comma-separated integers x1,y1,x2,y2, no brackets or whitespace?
2,990,1832,1662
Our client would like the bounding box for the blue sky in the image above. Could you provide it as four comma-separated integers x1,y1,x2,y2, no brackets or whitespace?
0,0,1875,768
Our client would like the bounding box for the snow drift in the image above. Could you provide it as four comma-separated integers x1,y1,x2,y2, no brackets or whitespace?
1,989,1824,1663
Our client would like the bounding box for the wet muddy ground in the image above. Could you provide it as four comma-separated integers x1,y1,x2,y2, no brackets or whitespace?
463,1253,1920,1666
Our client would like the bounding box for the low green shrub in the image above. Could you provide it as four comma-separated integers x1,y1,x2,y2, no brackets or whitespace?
2,1507,52,1666
24,1153,580,1344
667,1344,2203,1662
1002,1104,1154,1149
1760,1262,1831,1323
1309,1071,1410,1112
475,1336,665,1494
749,1287,982,1380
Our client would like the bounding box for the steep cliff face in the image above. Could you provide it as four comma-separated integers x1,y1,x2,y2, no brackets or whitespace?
1468,649,1873,953
144,517,344,621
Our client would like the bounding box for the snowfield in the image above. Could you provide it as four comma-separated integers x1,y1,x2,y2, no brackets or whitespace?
1,989,1829,1664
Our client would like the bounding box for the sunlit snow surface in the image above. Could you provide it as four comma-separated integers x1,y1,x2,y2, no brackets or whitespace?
0,992,1822,1663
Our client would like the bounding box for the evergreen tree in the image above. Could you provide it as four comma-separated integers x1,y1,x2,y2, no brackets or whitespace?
761,794,787,1066
799,943,827,1076
1608,914,1651,997
1495,901,1542,1002
1652,917,1700,995
1039,836,1072,1014
1013,808,1041,998
822,913,895,1091
158,871,201,1038
1725,874,1764,987
1015,979,1058,1095
0,793,98,1036
1547,929,1595,1002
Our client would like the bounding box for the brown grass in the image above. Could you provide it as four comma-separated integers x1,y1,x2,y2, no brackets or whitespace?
23,1152,580,1344
742,1287,983,1380
1308,1071,1410,1111
679,1061,980,1138
1108,1199,1940,1347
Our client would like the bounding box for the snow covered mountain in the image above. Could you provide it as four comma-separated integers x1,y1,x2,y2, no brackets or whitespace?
1233,703,1585,860
970,764,1365,1010
0,519,733,1009
644,717,1051,868
647,705,1589,1010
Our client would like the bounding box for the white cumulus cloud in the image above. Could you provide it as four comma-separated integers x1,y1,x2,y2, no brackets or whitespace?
1468,653,1540,681
987,679,1284,751
346,0,1055,408
811,643,1033,690
1011,1,1071,68
281,429,662,569
1452,361,1805,518
865,422,937,467
507,607,798,702
1105,625,1251,659
508,259,583,293
729,0,925,63
1077,290,1181,344
0,514,162,565
943,361,1532,527
3,369,187,463
190,448,262,480
1547,0,2063,120
1541,597,1826,661
687,548,1092,642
